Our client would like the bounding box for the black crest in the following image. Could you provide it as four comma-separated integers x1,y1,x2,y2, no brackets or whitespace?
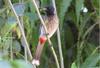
45,6,55,16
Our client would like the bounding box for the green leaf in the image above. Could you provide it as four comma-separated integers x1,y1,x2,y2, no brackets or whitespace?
71,62,77,68
3,17,17,36
11,60,33,68
7,17,17,25
25,12,38,23
59,0,72,24
41,0,51,7
84,43,96,56
86,67,100,68
0,17,5,30
81,53,100,68
0,8,7,15
29,2,36,13
12,40,21,53
75,0,84,26
13,3,25,16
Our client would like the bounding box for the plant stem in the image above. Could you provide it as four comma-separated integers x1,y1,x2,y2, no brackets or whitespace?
98,0,100,54
32,0,47,32
8,0,33,60
52,0,64,68
83,22,99,40
31,0,60,68
18,0,28,62
47,39,60,68
57,28,64,68
10,34,13,61
50,45,60,68
99,0,100,16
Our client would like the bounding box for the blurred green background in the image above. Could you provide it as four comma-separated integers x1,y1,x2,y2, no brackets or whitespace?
0,0,99,68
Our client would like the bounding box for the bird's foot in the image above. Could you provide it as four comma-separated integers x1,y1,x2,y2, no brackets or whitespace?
32,59,40,66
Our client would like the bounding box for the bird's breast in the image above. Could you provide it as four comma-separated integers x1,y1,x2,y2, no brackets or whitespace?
40,15,59,38
46,15,59,38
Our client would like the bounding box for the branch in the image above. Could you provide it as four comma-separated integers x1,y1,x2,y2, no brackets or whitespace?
52,0,64,68
31,0,60,68
8,0,33,60
57,28,64,68
83,20,99,40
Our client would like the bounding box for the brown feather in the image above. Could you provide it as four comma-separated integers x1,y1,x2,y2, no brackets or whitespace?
46,15,59,38
32,13,59,66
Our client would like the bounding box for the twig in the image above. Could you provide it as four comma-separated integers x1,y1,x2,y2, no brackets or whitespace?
57,28,64,68
77,17,99,68
32,0,47,32
83,21,99,39
8,0,33,60
31,0,60,68
52,0,64,68
10,34,13,61
79,19,99,51
18,0,28,62
19,16,28,62
91,46,100,55
99,0,100,46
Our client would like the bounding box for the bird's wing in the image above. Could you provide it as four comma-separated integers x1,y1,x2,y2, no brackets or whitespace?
40,15,59,38
46,15,59,38
39,16,48,36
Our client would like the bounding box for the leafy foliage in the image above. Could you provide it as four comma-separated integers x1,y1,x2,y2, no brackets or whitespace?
0,0,99,68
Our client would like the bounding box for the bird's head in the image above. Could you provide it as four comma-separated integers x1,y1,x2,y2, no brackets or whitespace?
40,6,55,16
45,6,55,16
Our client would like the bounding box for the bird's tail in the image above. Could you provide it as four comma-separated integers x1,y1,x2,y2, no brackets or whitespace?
32,36,46,66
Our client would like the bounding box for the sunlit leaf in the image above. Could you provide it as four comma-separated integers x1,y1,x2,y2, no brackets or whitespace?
16,27,21,39
71,62,77,68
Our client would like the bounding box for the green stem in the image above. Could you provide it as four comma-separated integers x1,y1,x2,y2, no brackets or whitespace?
8,0,33,60
57,28,64,68
52,0,64,68
10,34,13,61
31,0,60,68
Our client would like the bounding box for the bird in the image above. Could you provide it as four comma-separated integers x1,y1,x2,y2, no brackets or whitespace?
32,6,59,66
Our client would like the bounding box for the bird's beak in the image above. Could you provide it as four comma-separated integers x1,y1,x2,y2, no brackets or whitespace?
39,8,47,14
39,8,47,12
